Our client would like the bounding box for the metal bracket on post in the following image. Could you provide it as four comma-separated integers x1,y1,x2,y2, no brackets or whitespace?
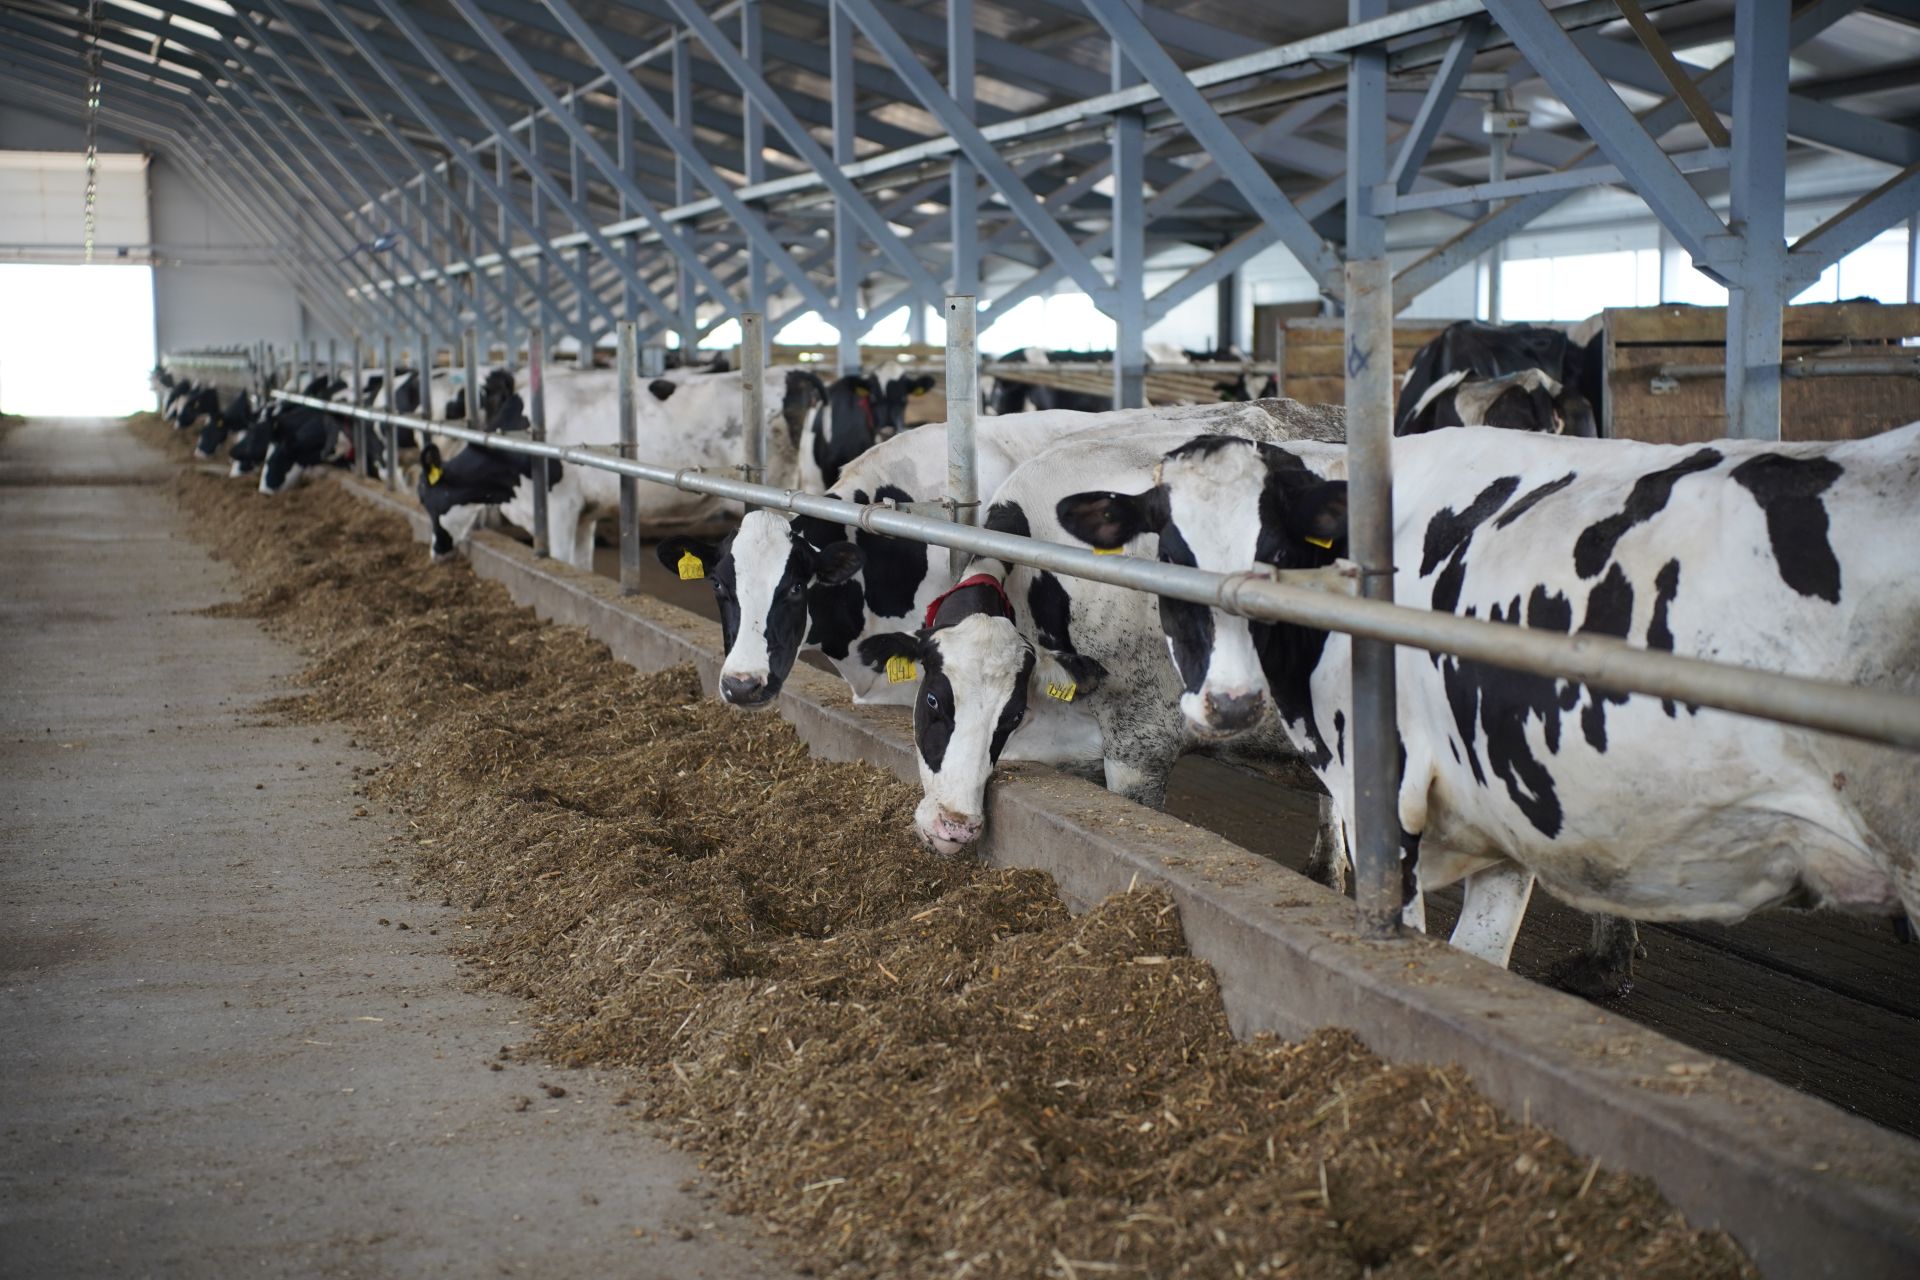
944,294,979,579
528,325,550,560
740,312,766,503
617,320,641,596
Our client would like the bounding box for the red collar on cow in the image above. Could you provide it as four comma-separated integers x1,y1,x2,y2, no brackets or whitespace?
923,573,1015,629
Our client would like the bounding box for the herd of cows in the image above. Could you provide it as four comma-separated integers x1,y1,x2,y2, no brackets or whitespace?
153,319,1920,1000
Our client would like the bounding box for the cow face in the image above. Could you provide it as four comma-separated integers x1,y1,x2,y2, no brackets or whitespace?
879,374,936,437
858,589,1102,855
660,511,863,708
1058,436,1344,739
175,385,220,432
194,392,253,459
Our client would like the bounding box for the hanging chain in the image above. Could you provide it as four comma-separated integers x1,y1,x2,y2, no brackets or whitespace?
83,1,103,264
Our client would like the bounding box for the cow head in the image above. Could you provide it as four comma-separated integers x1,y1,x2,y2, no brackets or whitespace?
194,391,254,459
1058,436,1345,739
856,576,1102,855
480,369,518,426
175,384,220,431
879,374,937,437
787,371,888,488
658,510,864,708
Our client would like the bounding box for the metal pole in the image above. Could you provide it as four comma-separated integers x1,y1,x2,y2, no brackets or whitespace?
1486,91,1508,325
415,328,432,442
948,0,979,316
1111,0,1147,409
463,327,479,426
617,320,641,595
1725,0,1788,440
1908,212,1918,304
528,324,550,558
274,387,1920,755
831,1,861,375
350,335,367,476
741,312,766,510
1347,0,1401,940
945,294,978,578
328,337,339,388
381,333,398,492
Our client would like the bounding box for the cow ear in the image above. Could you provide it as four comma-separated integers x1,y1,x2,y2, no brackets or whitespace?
649,378,677,401
1031,650,1105,702
655,536,720,577
855,629,923,674
1055,486,1167,550
813,540,864,586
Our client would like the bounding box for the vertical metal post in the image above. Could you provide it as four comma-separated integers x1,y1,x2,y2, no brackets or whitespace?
1725,0,1788,441
328,338,339,387
417,328,433,422
463,327,480,426
830,0,861,374
309,340,321,392
641,345,668,379
528,325,550,559
1215,270,1238,352
673,31,699,355
945,295,978,578
381,333,398,492
494,139,515,368
1346,0,1401,940
1111,0,1146,409
1486,91,1508,325
1907,212,1918,303
948,0,978,318
350,335,367,476
741,312,767,508
742,0,769,321
617,320,641,595
569,95,593,364
531,114,552,353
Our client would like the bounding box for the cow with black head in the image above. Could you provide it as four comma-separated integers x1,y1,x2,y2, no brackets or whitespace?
259,375,350,494
193,390,256,460
1396,319,1603,438
1060,424,1920,995
416,375,562,561
785,368,934,492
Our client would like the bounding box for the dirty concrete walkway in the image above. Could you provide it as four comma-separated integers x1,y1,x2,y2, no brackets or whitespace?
0,418,796,1279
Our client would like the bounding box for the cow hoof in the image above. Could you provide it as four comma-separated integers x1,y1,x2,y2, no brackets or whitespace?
1544,951,1635,1001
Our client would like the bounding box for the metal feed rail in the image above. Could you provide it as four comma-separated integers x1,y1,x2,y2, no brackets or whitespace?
268,418,1920,757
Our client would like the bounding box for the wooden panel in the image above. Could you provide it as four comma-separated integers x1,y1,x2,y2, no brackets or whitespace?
1607,302,1920,347
1606,343,1920,444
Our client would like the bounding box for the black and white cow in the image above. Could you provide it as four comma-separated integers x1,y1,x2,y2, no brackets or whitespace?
787,368,939,492
1057,424,1920,988
661,399,1342,712
1395,319,1603,438
986,348,1113,415
192,390,256,459
1401,367,1597,438
259,377,349,494
852,403,1346,855
171,384,222,432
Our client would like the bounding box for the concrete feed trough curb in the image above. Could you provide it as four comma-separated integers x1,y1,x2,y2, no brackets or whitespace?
344,475,1920,1279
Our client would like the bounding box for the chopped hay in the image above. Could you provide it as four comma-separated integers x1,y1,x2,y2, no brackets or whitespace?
138,412,1752,1279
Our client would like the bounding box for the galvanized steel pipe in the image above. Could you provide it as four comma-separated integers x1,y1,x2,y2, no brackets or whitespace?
945,294,979,578
617,320,642,596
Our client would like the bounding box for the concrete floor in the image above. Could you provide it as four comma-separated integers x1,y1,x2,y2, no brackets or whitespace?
0,418,796,1279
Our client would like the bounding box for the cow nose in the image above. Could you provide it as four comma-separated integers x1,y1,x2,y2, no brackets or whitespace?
932,808,983,847
720,672,771,706
1203,689,1267,732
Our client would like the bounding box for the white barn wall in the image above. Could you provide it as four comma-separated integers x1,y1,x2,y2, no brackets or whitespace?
0,101,331,356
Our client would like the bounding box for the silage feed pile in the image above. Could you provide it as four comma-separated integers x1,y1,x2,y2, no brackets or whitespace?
138,412,1752,1279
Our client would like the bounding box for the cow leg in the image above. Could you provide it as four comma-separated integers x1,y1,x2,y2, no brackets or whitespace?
1545,914,1645,1000
1101,736,1180,811
570,511,600,572
1447,865,1535,968
1303,793,1346,894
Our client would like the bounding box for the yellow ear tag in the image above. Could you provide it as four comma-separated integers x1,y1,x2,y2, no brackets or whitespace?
1093,545,1124,556
856,386,871,398
1046,681,1078,702
677,551,705,581
1304,535,1334,550
910,386,927,397
886,654,917,683
426,466,443,485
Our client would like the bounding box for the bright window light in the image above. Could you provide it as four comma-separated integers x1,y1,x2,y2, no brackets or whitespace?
0,264,157,417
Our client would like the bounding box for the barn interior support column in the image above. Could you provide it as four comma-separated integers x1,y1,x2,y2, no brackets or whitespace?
1345,0,1402,941
494,140,517,365
570,93,594,362
1111,0,1147,410
1910,212,1919,302
831,1,862,374
671,33,699,354
1215,268,1238,352
948,0,979,311
1724,0,1789,441
742,1,770,338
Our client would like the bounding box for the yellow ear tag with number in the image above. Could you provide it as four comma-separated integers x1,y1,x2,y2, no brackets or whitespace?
1093,545,1124,556
1304,535,1334,550
1046,680,1078,702
677,551,705,581
426,466,443,485
886,654,917,683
